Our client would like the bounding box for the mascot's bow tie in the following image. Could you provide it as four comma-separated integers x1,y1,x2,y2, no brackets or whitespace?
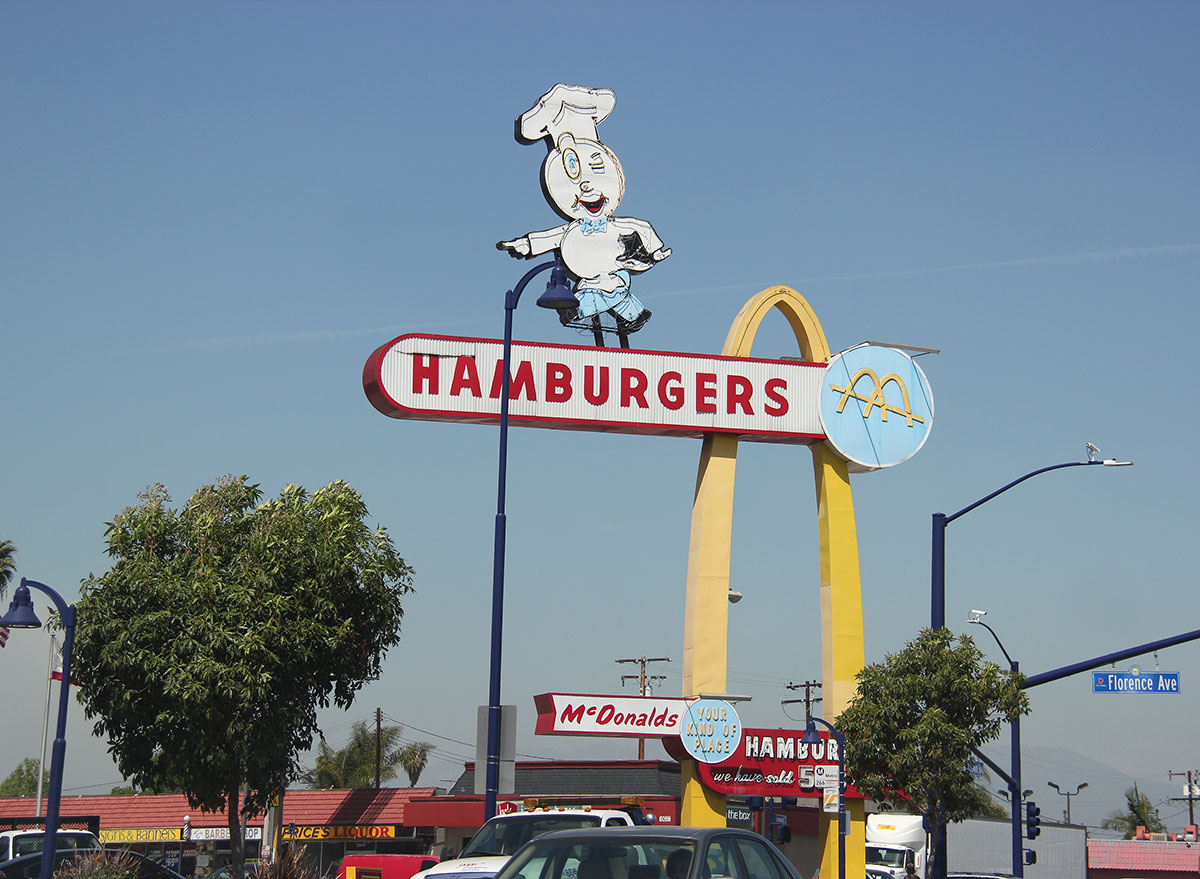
580,216,608,235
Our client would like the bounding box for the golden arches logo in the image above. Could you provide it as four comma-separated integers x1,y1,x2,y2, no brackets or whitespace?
831,368,924,428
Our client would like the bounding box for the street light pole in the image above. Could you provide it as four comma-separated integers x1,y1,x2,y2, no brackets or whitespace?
1048,781,1088,824
929,450,1130,879
485,259,571,819
802,716,845,879
0,578,77,879
932,452,1131,630
967,613,1023,879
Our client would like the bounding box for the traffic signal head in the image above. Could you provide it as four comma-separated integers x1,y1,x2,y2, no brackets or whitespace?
1026,801,1042,839
1024,850,1037,866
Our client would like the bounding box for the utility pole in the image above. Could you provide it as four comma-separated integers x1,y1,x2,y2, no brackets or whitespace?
617,656,670,759
375,707,382,789
1169,770,1199,827
782,680,822,722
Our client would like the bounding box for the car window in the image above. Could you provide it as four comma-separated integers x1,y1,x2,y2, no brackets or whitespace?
703,839,743,879
13,832,99,858
731,839,785,879
504,839,692,879
463,817,604,857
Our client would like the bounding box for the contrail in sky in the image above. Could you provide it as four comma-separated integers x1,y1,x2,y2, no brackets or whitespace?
174,319,473,351
178,243,1197,347
644,242,1200,300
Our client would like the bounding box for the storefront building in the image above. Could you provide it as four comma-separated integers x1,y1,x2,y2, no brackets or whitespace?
0,787,439,877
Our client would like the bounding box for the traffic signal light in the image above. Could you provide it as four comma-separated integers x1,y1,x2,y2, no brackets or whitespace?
1024,850,1037,866
1026,801,1042,839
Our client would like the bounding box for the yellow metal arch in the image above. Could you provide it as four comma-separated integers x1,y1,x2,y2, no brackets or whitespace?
680,285,865,879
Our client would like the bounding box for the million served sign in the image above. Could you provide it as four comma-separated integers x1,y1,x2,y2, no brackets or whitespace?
364,334,826,443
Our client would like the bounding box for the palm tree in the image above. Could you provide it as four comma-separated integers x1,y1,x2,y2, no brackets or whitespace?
302,721,432,789
0,538,16,598
399,742,434,787
1102,784,1166,838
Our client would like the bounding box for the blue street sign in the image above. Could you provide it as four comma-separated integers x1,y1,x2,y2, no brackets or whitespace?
1093,665,1180,694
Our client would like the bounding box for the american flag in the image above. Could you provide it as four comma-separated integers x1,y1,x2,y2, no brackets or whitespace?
50,636,81,685
0,625,9,648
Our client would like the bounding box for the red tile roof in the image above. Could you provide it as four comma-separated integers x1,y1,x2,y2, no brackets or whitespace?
0,789,439,830
1088,839,1200,872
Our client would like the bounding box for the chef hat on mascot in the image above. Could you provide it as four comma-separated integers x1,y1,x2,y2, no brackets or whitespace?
517,83,616,149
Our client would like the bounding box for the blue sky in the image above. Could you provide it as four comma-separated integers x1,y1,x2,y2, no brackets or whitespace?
2,1,1198,833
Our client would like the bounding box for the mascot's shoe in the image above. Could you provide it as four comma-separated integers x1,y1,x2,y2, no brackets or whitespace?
558,305,580,326
623,309,652,333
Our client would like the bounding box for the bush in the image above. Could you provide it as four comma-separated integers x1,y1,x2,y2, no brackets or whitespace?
249,847,326,879
54,850,144,879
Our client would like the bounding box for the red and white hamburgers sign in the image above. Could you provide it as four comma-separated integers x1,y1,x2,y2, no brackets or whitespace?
363,334,826,444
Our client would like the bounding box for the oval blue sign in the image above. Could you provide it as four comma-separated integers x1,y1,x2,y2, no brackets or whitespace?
820,345,934,472
680,698,741,765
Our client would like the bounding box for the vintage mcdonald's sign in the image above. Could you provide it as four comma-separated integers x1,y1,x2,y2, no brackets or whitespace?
364,334,826,444
364,335,932,466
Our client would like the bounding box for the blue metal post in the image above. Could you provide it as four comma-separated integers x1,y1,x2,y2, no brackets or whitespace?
931,513,946,631
18,579,76,879
930,458,1126,879
806,716,845,879
1010,663,1023,879
1024,627,1200,689
970,619,1023,878
485,260,558,820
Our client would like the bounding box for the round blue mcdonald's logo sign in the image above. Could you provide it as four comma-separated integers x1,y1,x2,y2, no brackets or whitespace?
819,345,934,472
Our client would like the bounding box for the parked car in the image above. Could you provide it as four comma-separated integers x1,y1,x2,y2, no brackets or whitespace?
0,830,101,861
413,809,639,879
0,848,185,879
338,854,441,879
493,826,803,879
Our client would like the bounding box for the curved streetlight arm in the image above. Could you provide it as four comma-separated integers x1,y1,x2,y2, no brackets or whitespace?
932,456,1130,631
504,259,561,312
968,619,1015,668
945,460,1106,525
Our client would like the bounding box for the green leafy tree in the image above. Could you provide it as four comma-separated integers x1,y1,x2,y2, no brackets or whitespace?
1102,784,1166,838
301,722,435,789
303,721,405,789
399,742,434,787
837,628,1029,870
0,757,48,797
73,477,414,879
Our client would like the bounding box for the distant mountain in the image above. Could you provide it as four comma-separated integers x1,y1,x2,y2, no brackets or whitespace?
977,743,1189,836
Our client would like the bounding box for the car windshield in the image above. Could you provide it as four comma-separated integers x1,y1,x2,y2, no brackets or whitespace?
462,818,604,857
14,832,101,857
499,837,697,879
865,849,907,869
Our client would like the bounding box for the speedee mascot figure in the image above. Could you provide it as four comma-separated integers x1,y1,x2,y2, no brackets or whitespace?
498,83,671,335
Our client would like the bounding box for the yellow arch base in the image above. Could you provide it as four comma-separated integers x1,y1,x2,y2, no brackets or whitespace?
679,286,865,879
